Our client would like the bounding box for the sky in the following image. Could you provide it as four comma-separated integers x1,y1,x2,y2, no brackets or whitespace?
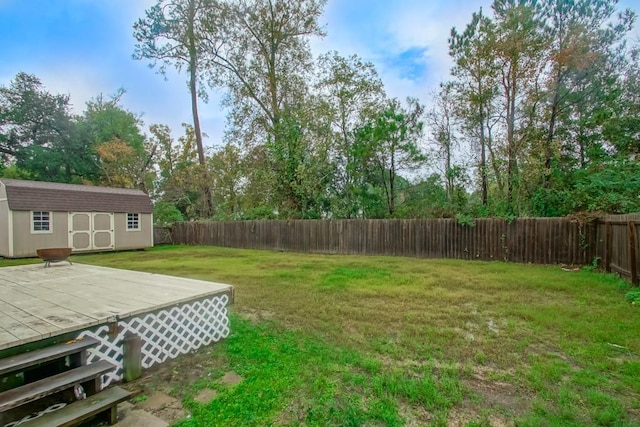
1,0,639,149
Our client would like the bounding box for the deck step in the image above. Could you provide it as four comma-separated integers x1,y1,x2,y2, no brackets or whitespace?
20,386,131,427
0,337,100,377
0,360,115,412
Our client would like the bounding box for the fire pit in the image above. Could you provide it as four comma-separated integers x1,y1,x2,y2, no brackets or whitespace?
36,248,73,268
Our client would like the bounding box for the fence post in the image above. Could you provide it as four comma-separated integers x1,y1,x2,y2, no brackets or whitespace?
629,221,638,286
604,221,612,273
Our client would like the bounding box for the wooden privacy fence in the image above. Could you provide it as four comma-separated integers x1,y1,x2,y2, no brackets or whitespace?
595,214,640,285
158,217,601,266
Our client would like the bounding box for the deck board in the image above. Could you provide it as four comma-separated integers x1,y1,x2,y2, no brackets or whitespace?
0,263,232,351
0,300,61,336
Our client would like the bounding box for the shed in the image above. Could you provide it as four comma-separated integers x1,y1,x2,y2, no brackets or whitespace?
0,179,153,258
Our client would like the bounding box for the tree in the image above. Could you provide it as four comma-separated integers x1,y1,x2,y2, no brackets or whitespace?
83,90,145,152
426,83,458,204
154,124,210,219
0,72,72,165
208,142,245,218
15,123,99,184
0,72,100,183
314,51,386,217
134,0,213,214
352,98,425,217
95,138,145,189
204,0,327,145
83,92,156,191
492,0,547,213
536,0,635,191
154,201,185,225
449,9,499,207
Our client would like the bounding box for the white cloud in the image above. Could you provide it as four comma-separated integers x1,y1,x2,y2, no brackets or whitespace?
309,0,490,110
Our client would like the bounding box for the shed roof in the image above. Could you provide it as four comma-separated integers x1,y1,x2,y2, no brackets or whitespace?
0,179,153,213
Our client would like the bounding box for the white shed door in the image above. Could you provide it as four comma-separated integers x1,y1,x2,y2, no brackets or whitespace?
69,212,114,251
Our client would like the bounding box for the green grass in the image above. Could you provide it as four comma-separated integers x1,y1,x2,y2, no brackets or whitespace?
174,315,460,426
5,245,640,426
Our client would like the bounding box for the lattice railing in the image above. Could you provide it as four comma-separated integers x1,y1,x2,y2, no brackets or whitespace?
77,294,230,386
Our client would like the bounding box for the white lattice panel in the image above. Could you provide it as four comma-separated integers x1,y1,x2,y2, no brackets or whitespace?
77,294,230,386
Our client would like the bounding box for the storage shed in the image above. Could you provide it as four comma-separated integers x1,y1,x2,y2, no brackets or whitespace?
0,179,153,258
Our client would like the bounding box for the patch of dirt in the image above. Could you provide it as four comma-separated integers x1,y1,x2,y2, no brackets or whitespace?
122,346,226,398
194,388,218,404
272,395,310,425
118,340,245,423
135,392,185,423
463,370,530,417
628,408,640,425
237,308,275,324
447,405,512,427
219,371,243,387
398,401,433,426
119,345,228,424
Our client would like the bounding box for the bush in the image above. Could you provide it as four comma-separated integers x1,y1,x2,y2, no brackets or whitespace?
153,201,184,226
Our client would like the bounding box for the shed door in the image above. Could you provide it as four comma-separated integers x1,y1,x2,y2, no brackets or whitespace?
68,212,114,251
92,212,114,250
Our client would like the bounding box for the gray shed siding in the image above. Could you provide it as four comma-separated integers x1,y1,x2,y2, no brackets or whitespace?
12,211,70,258
114,213,153,250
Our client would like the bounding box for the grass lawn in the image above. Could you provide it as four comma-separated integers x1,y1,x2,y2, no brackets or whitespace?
5,246,640,426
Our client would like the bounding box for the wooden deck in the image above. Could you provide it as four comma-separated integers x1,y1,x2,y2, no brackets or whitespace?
0,263,233,351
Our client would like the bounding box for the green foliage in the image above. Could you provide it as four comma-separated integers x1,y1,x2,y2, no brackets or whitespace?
235,205,279,220
455,212,476,226
266,113,332,219
153,201,184,226
0,73,153,188
0,72,70,163
83,90,146,154
0,72,101,183
132,394,148,403
571,158,640,214
625,290,640,304
0,165,33,180
351,98,426,217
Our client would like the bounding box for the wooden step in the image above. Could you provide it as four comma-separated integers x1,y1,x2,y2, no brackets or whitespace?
0,360,115,413
20,386,131,427
0,338,100,377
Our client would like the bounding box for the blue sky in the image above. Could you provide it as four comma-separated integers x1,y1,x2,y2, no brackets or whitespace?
1,0,639,147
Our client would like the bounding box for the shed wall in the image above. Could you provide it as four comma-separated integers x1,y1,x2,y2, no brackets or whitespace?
12,211,70,257
0,184,9,257
114,213,153,250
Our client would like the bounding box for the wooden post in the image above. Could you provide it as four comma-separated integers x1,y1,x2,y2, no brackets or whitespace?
106,405,118,425
604,221,612,273
629,221,638,286
122,334,142,382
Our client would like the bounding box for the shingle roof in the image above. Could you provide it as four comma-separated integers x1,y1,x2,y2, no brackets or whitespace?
0,179,153,213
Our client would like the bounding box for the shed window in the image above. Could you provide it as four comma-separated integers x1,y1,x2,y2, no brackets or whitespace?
127,213,140,231
32,211,51,233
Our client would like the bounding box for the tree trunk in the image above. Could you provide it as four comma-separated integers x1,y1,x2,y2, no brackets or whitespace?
479,95,488,206
486,123,503,195
444,112,453,203
389,136,397,216
505,67,517,213
544,71,561,189
188,0,212,217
